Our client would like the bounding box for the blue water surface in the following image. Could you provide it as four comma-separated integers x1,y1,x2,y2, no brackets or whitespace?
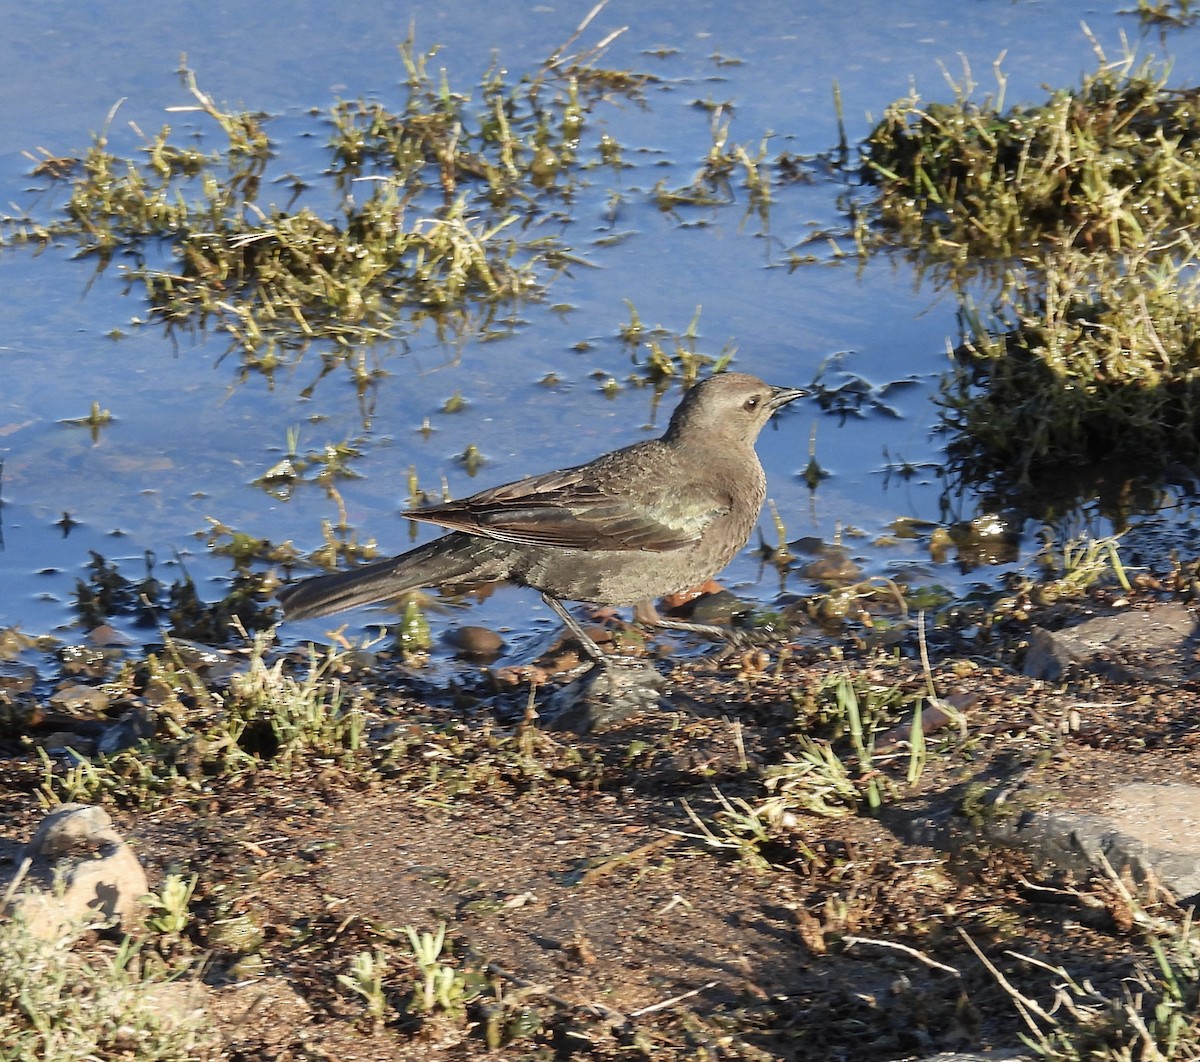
1,1,1196,651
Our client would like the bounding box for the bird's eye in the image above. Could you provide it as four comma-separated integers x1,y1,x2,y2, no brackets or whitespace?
743,396,761,412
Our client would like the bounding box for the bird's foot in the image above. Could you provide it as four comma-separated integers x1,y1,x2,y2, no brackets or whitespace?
701,621,794,665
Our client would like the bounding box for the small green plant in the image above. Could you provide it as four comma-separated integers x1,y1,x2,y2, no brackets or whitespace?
0,915,218,1059
763,739,862,818
677,787,778,870
224,633,367,770
143,873,198,940
395,597,433,654
36,745,178,810
403,922,477,1018
337,947,390,1028
59,400,114,441
1034,532,1133,601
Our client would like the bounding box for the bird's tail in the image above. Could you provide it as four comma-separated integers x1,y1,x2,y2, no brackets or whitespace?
277,536,506,620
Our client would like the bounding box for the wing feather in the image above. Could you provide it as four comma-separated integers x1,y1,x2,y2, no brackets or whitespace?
404,463,724,552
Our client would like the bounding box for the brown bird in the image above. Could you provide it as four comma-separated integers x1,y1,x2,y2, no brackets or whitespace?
278,372,805,660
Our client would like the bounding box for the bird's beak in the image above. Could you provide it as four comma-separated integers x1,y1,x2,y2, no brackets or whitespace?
768,385,808,411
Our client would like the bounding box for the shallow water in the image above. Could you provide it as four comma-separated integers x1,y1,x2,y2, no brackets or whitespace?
2,1,1199,653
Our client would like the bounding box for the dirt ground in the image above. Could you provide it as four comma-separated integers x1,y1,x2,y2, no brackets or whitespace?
3,600,1199,1061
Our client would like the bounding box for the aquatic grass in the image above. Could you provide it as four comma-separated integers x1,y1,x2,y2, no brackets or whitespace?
1129,0,1198,28
0,20,655,385
614,302,735,384
651,107,780,228
862,42,1200,258
859,37,1200,502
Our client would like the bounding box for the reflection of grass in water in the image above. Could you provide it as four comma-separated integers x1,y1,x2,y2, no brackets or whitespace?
860,39,1200,510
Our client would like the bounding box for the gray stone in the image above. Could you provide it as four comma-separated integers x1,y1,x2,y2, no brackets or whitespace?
37,732,98,759
97,706,159,755
1023,603,1199,684
902,782,1200,906
48,683,113,715
547,661,665,733
447,624,506,659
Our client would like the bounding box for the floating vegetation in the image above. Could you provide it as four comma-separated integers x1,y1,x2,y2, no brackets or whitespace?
0,23,656,385
614,301,735,384
1128,0,1199,28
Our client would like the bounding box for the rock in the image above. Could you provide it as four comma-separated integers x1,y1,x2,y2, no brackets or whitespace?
546,661,665,733
48,683,113,715
683,590,746,627
1022,603,1199,684
59,643,121,678
1,803,149,939
88,624,133,648
37,731,98,759
97,706,159,756
1021,627,1076,683
797,549,863,585
900,781,1200,907
166,639,242,685
922,1053,1026,1062
0,663,37,693
447,625,506,659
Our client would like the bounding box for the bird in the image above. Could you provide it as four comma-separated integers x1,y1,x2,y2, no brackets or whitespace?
277,372,806,661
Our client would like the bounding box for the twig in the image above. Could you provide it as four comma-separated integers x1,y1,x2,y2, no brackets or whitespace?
629,980,719,1018
843,935,962,978
579,835,677,885
958,928,1057,1035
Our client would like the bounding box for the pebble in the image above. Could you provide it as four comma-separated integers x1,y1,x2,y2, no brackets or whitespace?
48,683,112,715
447,625,506,659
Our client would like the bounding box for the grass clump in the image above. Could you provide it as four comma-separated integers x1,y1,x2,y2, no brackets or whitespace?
0,917,218,1061
36,634,369,808
679,672,944,870
860,39,1200,505
1128,0,1199,28
862,45,1200,258
613,302,736,386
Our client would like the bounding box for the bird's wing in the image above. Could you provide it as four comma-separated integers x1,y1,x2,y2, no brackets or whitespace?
404,465,725,552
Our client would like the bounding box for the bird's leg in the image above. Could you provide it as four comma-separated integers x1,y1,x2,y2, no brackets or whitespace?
632,598,728,643
542,594,666,732
540,593,609,664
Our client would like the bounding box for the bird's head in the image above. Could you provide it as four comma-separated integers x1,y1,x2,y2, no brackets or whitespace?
664,372,806,446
